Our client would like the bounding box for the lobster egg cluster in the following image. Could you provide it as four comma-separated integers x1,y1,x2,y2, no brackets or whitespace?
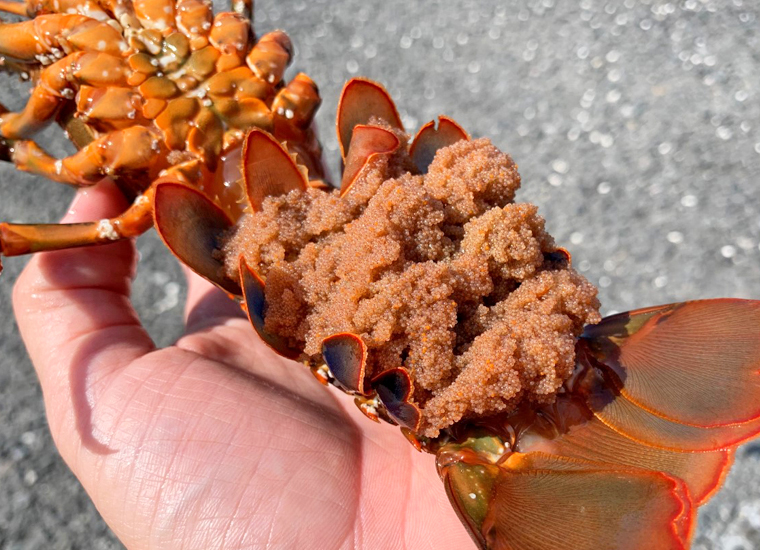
222,134,601,436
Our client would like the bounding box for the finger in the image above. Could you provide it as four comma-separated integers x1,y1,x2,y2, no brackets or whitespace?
179,266,269,380
332,390,475,550
183,265,245,334
13,180,154,450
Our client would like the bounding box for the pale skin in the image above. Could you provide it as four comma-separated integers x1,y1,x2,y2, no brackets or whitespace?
13,180,473,550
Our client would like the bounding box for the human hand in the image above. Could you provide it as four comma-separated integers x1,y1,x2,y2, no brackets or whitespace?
13,180,472,549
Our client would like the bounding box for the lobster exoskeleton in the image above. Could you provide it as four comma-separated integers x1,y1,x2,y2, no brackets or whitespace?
0,0,323,270
0,2,758,547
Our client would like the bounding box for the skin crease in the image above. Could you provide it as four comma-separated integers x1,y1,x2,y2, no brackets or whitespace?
12,180,473,550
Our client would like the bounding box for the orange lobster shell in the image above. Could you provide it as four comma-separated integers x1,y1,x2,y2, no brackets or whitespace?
0,0,323,270
0,2,758,549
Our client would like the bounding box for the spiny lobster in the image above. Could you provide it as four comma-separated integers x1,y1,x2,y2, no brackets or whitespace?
0,1,759,549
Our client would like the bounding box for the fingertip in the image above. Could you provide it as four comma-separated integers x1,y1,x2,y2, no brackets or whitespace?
62,179,130,224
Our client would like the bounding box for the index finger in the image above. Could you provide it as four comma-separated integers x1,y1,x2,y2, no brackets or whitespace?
13,180,154,438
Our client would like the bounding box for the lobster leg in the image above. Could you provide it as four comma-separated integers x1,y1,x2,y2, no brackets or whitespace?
0,84,60,138
0,0,115,18
0,17,46,60
133,0,186,32
10,126,166,186
1,53,79,139
0,0,28,16
270,72,324,178
0,0,111,18
0,152,225,264
1,52,129,139
0,15,127,62
0,186,154,257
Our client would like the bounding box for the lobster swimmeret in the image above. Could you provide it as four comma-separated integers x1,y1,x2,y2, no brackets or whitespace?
0,2,759,549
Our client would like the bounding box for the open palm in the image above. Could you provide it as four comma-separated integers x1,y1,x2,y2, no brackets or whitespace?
13,181,472,550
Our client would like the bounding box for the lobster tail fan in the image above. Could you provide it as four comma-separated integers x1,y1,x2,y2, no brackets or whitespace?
153,181,241,296
519,397,735,506
580,299,760,428
441,460,499,550
336,77,403,160
242,128,308,212
579,368,760,452
575,300,760,451
440,450,693,550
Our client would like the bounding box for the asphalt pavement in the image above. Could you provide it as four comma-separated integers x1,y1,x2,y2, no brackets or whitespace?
2,1,760,548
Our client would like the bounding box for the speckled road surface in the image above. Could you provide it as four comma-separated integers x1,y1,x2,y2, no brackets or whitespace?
1,1,760,548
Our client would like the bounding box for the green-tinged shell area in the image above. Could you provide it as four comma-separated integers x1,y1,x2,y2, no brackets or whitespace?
222,132,601,437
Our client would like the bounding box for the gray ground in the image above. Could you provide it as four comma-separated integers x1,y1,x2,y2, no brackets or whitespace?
1,0,759,548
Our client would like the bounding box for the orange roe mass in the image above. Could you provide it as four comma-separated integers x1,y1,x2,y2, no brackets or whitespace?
223,136,601,436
